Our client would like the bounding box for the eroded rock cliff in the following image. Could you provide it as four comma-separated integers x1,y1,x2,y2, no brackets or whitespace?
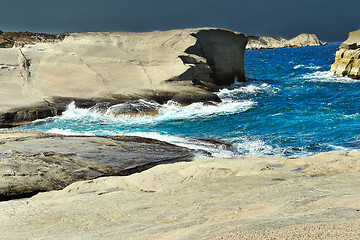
246,33,326,50
0,28,247,127
330,29,360,79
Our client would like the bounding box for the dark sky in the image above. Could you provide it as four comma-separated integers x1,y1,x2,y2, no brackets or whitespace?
1,0,359,42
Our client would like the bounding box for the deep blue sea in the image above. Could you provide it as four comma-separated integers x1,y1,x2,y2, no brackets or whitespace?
16,43,360,158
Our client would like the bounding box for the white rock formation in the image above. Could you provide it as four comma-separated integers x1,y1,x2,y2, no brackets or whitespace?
0,28,248,126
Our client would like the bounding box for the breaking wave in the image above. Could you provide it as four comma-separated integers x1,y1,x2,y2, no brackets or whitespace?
301,70,360,83
293,64,322,70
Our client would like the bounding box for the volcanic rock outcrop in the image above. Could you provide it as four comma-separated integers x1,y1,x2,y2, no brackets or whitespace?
330,29,360,79
0,130,195,200
0,28,247,127
246,33,326,50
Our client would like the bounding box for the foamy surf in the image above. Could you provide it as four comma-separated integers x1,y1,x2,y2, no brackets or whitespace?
36,92,257,158
58,95,255,126
293,64,322,70
301,70,360,83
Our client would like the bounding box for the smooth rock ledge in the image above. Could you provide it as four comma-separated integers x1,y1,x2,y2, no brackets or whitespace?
1,151,359,239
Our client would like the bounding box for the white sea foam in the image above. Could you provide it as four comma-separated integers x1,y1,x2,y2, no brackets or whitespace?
294,64,322,70
327,144,359,153
301,70,360,83
44,94,256,158
217,83,271,99
60,97,255,127
157,99,254,120
342,113,360,119
231,136,279,157
307,66,322,70
61,102,99,119
47,101,243,130
293,64,305,69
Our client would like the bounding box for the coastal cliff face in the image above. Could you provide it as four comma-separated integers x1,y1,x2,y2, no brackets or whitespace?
246,33,326,50
0,28,247,127
330,29,360,79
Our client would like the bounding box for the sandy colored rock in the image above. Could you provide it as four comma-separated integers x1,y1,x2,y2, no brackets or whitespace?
330,29,360,79
0,28,247,127
1,151,359,239
215,220,360,240
246,33,326,50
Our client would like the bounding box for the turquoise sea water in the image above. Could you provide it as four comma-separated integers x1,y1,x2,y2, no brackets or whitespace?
16,43,360,157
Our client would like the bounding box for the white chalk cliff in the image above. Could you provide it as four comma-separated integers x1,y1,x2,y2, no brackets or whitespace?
0,28,247,126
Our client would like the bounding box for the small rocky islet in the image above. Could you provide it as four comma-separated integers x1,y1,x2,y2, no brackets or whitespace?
246,32,327,50
1,28,360,239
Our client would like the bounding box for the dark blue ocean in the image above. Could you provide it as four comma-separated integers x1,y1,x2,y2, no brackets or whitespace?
16,43,360,157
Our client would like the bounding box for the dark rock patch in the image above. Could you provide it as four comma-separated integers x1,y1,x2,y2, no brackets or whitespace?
0,131,195,200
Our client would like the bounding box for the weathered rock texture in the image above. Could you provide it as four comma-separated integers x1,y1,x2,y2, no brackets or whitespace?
0,151,359,239
0,28,247,127
0,130,194,200
246,33,326,50
330,29,360,79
